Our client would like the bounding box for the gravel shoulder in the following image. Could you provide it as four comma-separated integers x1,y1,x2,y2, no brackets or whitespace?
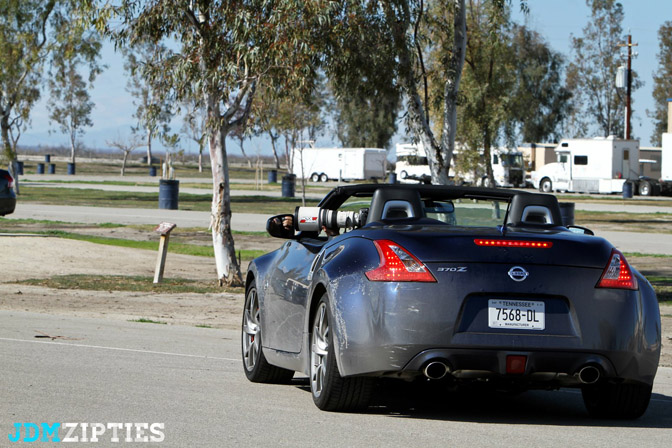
1,236,670,367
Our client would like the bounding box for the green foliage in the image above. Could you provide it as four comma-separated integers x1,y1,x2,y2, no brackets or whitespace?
325,2,401,149
566,0,641,138
505,25,572,143
648,21,672,146
0,0,56,162
47,19,103,163
454,0,513,181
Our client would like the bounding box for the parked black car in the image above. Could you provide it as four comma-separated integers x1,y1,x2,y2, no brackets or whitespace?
0,169,16,216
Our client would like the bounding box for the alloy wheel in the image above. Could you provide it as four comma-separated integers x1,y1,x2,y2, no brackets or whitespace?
311,302,329,398
242,287,261,371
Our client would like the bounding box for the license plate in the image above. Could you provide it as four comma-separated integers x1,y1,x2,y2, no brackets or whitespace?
488,299,545,330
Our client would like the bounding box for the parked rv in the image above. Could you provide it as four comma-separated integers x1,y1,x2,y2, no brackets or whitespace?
395,142,524,187
291,147,387,182
530,137,664,195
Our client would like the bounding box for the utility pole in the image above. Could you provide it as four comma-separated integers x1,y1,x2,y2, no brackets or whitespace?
619,34,638,140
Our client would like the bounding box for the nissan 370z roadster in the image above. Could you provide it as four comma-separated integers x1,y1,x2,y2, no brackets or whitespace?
241,184,660,418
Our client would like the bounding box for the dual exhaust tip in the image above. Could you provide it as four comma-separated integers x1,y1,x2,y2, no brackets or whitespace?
578,365,602,385
423,361,450,380
422,361,602,384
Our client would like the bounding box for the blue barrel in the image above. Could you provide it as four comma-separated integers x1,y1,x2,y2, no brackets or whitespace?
45,154,51,163
37,163,45,174
559,202,575,226
159,179,180,209
67,162,76,175
281,175,295,197
17,161,23,175
388,172,397,184
268,170,278,184
622,181,633,199
149,166,157,177
48,163,55,174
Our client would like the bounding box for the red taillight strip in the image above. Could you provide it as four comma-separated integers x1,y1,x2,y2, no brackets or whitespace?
474,239,553,249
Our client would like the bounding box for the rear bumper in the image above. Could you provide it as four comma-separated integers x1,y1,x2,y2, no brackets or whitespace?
0,197,16,215
339,344,658,387
327,273,660,386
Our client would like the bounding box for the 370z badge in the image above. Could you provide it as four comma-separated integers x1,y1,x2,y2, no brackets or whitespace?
437,267,467,272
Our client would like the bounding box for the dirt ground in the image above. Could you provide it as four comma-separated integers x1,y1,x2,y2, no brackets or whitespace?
0,236,245,330
1,235,670,367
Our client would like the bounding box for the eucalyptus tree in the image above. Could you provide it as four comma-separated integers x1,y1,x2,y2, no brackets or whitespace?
380,0,468,184
104,1,330,286
47,14,103,166
648,21,672,146
0,1,57,163
566,0,640,138
505,25,572,144
123,42,174,166
325,2,401,149
338,0,525,185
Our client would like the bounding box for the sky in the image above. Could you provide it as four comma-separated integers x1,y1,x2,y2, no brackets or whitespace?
19,0,672,158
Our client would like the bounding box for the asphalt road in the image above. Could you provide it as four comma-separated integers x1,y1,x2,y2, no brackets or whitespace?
1,311,671,447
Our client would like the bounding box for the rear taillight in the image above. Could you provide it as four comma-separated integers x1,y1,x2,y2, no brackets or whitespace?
596,249,638,290
365,239,436,282
2,172,13,189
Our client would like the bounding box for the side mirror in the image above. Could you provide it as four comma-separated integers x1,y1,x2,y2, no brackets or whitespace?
266,214,295,239
567,225,594,236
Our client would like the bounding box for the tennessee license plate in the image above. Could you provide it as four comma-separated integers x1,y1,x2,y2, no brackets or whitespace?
488,299,545,330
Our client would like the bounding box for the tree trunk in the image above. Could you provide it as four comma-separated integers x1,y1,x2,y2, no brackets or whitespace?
268,131,281,169
483,130,494,186
146,127,152,165
238,136,252,168
198,150,203,173
436,0,467,185
208,97,243,287
70,133,76,165
121,151,129,176
1,113,14,162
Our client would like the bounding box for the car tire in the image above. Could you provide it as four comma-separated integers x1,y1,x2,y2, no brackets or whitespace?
581,382,652,419
400,170,408,180
242,281,294,383
638,180,652,196
540,178,553,193
310,173,320,182
319,173,329,182
310,295,372,411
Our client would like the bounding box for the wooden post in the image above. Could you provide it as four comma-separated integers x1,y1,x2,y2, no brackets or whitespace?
153,222,177,284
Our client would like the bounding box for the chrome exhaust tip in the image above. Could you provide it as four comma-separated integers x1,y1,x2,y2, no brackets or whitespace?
423,361,450,380
578,365,601,384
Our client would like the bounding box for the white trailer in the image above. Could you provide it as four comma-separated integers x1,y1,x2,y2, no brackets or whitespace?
292,147,386,182
659,133,672,195
531,137,641,194
395,142,524,187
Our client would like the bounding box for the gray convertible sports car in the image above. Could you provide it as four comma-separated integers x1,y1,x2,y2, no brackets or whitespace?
242,184,660,418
